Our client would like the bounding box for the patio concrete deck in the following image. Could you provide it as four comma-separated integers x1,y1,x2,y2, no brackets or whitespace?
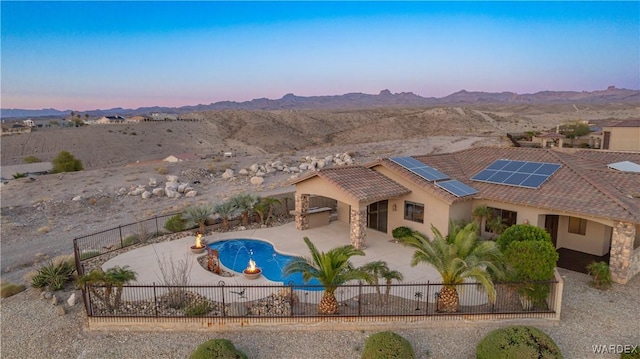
103,221,482,304
104,221,441,286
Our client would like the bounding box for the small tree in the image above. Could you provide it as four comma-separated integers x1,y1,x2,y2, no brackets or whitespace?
559,121,590,147
504,240,558,306
361,260,404,304
182,204,215,233
76,266,137,311
52,151,83,173
214,201,237,231
231,193,259,225
496,224,552,252
253,197,282,225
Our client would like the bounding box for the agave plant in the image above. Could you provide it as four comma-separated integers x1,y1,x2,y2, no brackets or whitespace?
283,237,370,314
400,223,504,313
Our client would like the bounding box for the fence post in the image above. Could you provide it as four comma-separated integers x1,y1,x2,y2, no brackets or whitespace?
155,216,159,235
289,284,294,317
358,282,362,316
425,281,430,315
221,285,226,317
118,225,123,248
153,282,158,317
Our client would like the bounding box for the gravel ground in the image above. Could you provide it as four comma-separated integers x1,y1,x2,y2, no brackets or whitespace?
1,268,638,358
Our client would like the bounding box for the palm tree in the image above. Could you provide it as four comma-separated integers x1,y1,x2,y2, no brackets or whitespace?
214,201,237,231
400,223,503,313
283,237,370,314
182,204,215,233
77,266,137,311
253,197,282,225
361,260,404,304
486,216,508,238
231,193,259,225
472,205,492,236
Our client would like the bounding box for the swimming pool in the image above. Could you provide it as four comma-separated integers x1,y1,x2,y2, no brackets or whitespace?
207,239,322,289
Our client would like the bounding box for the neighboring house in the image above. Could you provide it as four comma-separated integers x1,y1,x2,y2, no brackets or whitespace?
163,153,200,162
1,122,32,135
590,119,640,151
126,116,147,123
291,147,640,284
94,115,126,125
23,119,35,127
0,162,53,179
150,113,179,121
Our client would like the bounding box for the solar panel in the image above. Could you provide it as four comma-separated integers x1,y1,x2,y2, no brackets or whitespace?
389,157,449,182
436,179,479,197
471,159,561,189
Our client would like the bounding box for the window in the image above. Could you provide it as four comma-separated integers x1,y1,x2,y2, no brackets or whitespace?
568,217,587,235
485,207,518,232
404,201,424,223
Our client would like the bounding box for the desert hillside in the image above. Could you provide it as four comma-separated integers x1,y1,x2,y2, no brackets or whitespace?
3,104,638,169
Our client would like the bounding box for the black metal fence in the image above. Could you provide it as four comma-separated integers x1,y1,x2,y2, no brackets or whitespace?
82,280,559,320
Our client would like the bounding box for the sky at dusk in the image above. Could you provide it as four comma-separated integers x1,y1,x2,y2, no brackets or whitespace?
2,1,639,111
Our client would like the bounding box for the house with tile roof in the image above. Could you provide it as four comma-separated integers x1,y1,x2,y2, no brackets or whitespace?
291,147,640,284
590,119,640,151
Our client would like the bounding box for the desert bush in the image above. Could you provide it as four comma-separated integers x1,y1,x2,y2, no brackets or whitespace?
1,281,26,298
391,226,413,239
190,339,247,359
621,346,640,358
30,255,76,290
184,300,213,317
52,151,83,173
12,172,28,179
586,261,612,289
164,213,186,233
23,156,41,163
37,226,50,234
121,234,140,247
156,254,193,308
476,326,562,359
361,331,415,359
155,166,168,175
496,224,552,252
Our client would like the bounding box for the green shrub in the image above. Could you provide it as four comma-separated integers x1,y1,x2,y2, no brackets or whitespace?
52,151,83,173
164,213,186,233
12,172,28,179
476,326,563,359
621,345,640,358
184,300,212,317
504,240,558,305
31,256,76,290
496,224,552,252
79,250,101,260
121,234,140,248
586,261,612,290
190,339,248,359
391,226,412,239
1,281,26,298
361,331,415,359
23,156,41,163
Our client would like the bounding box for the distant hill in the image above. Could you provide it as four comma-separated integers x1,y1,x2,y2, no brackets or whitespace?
3,86,638,119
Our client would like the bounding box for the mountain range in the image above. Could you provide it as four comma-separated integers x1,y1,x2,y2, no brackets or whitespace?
2,86,638,119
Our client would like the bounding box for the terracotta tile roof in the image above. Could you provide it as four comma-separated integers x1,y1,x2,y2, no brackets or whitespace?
397,147,640,223
292,166,410,203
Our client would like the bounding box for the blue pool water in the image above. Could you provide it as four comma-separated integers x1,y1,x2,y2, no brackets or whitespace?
208,239,322,289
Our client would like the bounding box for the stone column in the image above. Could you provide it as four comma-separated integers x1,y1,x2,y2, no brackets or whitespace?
349,207,367,249
609,221,636,284
294,193,310,230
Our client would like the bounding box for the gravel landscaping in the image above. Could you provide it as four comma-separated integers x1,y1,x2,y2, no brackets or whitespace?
1,268,638,358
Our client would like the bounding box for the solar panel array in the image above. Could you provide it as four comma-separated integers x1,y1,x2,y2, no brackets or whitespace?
389,156,479,197
436,179,479,197
389,157,449,181
471,159,561,189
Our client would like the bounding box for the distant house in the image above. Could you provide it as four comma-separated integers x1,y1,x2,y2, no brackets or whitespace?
590,119,640,152
126,116,147,123
94,115,126,125
23,119,35,127
291,147,640,285
150,113,179,121
163,153,200,162
1,122,31,135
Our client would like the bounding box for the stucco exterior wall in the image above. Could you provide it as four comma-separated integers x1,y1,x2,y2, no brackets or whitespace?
604,126,640,151
337,201,350,223
556,216,611,256
295,177,359,210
